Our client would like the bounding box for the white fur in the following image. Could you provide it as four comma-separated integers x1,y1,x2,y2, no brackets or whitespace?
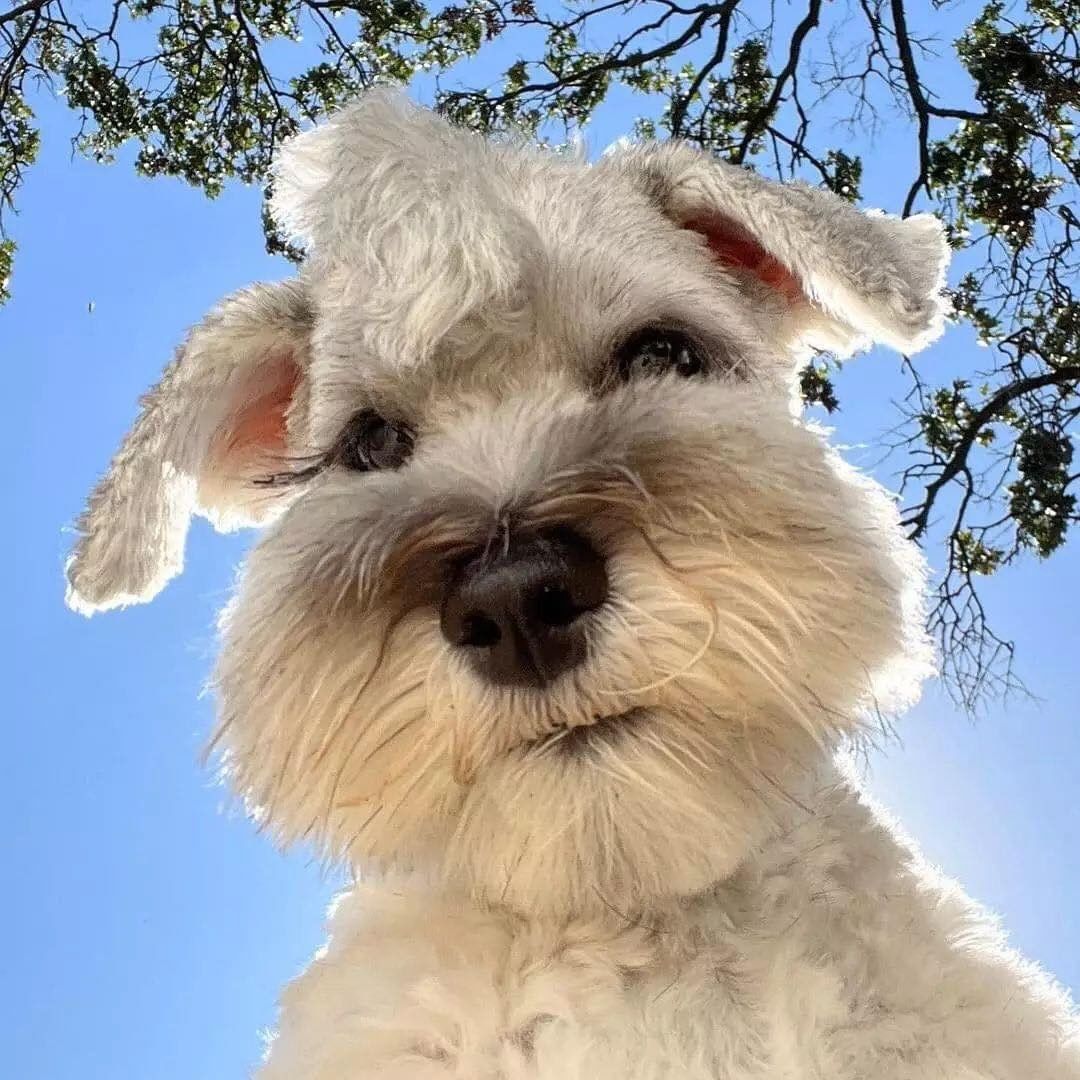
65,91,1077,1079
260,772,1079,1080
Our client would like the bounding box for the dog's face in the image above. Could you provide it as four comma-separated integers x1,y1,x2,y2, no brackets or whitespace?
67,93,947,913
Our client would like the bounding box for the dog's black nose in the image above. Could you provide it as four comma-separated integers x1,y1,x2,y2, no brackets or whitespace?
440,526,608,688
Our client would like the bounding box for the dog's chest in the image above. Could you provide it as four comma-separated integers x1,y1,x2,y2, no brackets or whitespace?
259,885,859,1080
486,940,789,1080
446,924,857,1080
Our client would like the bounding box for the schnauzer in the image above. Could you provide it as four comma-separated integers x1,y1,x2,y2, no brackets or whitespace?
67,92,1079,1078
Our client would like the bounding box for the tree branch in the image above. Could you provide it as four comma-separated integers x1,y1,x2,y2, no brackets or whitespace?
731,0,821,164
903,365,1080,541
0,0,49,27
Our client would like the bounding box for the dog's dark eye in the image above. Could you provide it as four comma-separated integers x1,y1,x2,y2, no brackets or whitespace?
333,409,414,471
615,328,705,381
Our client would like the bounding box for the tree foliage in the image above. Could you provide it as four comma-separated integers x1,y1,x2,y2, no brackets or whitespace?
3,0,1078,705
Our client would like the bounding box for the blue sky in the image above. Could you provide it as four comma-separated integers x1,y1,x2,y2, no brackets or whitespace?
4,22,1078,1080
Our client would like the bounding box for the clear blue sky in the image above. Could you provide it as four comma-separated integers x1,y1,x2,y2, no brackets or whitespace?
3,25,1078,1080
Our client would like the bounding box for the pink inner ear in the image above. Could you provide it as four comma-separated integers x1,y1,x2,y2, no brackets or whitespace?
220,350,302,470
685,215,804,305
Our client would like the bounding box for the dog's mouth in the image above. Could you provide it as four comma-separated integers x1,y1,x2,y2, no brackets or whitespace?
523,708,646,757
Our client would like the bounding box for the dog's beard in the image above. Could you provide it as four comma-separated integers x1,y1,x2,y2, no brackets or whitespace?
212,381,928,912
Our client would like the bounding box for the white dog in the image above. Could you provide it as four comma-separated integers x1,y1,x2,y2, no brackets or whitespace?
67,92,1078,1078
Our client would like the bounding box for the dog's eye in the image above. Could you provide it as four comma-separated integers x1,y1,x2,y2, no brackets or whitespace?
615,328,705,381
333,410,415,471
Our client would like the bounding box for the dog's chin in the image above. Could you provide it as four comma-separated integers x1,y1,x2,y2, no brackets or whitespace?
441,700,822,917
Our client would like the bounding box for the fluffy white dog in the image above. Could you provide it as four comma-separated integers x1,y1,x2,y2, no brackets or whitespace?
67,92,1079,1078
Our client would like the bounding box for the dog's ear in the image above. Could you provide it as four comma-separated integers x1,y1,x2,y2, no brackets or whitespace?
66,281,313,615
609,143,950,358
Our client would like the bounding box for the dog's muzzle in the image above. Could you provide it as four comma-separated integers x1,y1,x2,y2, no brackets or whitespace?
439,525,608,688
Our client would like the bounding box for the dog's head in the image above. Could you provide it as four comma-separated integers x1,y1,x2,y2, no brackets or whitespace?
67,92,947,913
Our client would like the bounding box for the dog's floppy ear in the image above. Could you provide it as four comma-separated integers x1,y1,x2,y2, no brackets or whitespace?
609,143,950,358
66,280,313,615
